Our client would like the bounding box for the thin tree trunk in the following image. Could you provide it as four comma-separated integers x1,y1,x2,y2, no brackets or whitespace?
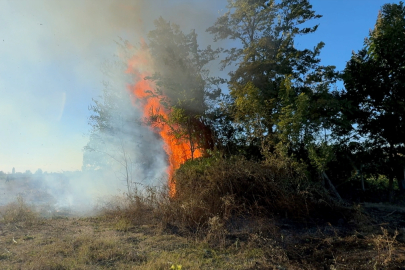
388,144,395,201
388,175,394,202
360,164,365,191
396,167,405,193
322,171,343,203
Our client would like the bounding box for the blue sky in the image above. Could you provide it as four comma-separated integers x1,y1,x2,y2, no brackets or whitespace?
299,0,396,72
0,0,400,173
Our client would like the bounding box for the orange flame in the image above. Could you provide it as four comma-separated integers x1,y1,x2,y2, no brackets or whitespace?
126,42,202,196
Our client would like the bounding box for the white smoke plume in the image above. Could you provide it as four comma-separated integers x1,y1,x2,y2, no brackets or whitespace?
0,0,226,214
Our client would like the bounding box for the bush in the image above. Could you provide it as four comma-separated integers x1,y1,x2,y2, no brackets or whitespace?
168,154,340,232
0,195,38,226
99,154,352,247
337,174,401,202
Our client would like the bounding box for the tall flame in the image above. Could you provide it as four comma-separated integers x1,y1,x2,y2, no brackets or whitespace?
126,42,202,196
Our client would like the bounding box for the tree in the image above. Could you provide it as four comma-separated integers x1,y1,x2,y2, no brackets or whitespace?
208,0,336,154
145,17,222,157
276,75,343,200
206,0,349,201
83,60,167,193
342,2,405,199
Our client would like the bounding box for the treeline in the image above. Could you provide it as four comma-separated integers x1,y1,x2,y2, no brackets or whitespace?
85,0,405,203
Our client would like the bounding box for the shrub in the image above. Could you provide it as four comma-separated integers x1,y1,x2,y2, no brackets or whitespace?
100,154,351,247
0,195,38,226
169,153,340,232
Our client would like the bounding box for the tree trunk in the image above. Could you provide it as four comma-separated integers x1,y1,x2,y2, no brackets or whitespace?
387,144,396,201
396,167,405,193
322,171,343,203
360,164,365,191
388,174,394,202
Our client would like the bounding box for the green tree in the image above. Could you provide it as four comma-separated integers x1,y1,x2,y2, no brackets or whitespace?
208,0,345,200
342,2,405,199
207,0,337,157
275,75,343,200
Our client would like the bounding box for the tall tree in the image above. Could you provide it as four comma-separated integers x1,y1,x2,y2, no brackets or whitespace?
342,2,405,199
146,17,222,157
207,0,337,158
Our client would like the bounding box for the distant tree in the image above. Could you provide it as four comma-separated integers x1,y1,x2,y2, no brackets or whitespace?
341,2,405,199
35,168,43,175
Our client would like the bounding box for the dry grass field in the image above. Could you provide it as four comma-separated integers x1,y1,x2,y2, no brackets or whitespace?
1,195,405,270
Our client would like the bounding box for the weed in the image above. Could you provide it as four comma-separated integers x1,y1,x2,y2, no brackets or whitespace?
170,264,183,270
207,215,227,248
0,195,38,226
0,252,11,261
372,226,399,267
115,218,132,232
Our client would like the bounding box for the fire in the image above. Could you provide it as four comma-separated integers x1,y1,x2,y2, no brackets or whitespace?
126,42,202,196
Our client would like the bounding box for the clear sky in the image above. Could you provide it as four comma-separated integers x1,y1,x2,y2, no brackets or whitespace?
298,0,400,71
0,0,400,173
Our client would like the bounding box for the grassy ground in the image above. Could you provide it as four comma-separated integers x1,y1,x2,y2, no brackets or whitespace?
1,198,405,270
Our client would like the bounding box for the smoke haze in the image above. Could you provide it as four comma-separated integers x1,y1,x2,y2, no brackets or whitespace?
0,0,226,212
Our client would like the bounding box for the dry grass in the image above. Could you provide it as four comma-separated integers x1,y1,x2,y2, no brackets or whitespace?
0,207,288,269
1,192,405,269
1,155,405,269
371,227,399,267
0,195,38,226
169,154,348,236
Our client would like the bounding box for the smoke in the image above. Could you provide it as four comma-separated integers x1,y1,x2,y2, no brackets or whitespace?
0,0,227,214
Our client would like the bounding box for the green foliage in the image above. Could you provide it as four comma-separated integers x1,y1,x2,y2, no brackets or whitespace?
82,0,405,206
367,175,395,192
275,74,338,178
342,2,405,146
208,0,338,162
341,2,405,197
231,81,273,142
307,142,334,173
277,76,310,148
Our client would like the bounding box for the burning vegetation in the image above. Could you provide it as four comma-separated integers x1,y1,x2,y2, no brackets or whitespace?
2,0,405,269
79,1,405,267
126,41,203,196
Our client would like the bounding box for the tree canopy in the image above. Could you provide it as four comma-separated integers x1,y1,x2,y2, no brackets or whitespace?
342,1,405,198
85,0,405,203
